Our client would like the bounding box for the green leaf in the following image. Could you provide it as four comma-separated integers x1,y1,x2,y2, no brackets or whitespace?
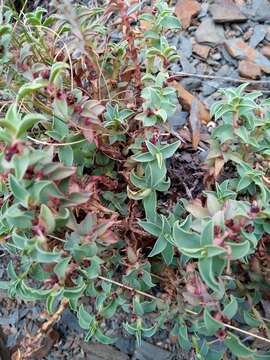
173,222,201,251
123,322,136,335
9,174,29,207
0,119,16,134
178,323,191,351
12,154,29,179
138,220,161,237
155,108,167,122
7,262,18,280
243,310,261,327
198,257,222,294
16,113,47,138
224,332,254,358
223,296,238,319
160,140,180,159
143,190,157,222
17,79,46,101
54,257,71,279
59,145,73,166
39,204,55,233
63,281,86,299
145,140,158,156
49,62,69,83
127,187,152,200
200,220,213,246
95,328,116,344
101,299,118,319
133,296,144,316
33,245,61,263
149,235,167,257
227,240,250,260
132,152,155,162
142,325,157,337
203,308,224,335
78,304,93,329
162,243,174,265
12,232,27,250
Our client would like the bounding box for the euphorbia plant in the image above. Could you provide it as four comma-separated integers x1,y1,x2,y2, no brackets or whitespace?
0,1,270,359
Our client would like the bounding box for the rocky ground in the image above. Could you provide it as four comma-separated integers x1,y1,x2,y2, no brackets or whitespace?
0,0,270,359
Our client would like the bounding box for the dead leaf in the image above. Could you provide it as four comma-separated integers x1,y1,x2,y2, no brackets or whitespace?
173,82,211,124
214,158,225,178
189,99,201,150
175,0,200,29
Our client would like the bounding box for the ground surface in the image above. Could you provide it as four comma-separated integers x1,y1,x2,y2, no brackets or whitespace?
1,0,270,359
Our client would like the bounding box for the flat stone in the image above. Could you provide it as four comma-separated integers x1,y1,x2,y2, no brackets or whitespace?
115,338,135,355
195,18,225,46
175,0,200,29
225,38,270,73
180,53,196,73
132,341,172,360
180,77,202,91
179,35,193,58
168,106,188,130
251,0,270,22
249,25,268,48
209,0,246,23
193,43,210,59
239,60,261,79
261,46,270,59
81,343,129,360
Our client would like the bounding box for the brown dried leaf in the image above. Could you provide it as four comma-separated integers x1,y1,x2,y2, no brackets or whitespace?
189,99,201,150
175,0,200,29
214,158,225,178
173,82,211,124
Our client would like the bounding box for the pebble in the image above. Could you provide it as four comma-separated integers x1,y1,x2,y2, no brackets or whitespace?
211,52,222,61
243,27,254,41
132,341,172,360
209,0,246,23
175,0,201,29
180,53,197,73
195,18,225,46
241,0,270,23
249,25,268,48
261,46,270,59
238,60,261,79
225,38,270,73
179,35,193,58
192,43,210,59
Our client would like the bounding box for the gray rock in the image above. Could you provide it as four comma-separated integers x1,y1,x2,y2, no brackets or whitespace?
180,53,196,73
198,3,209,19
179,35,193,59
241,0,270,23
195,18,225,46
61,309,81,332
209,0,246,23
211,52,222,61
225,38,270,73
132,341,172,360
81,343,129,360
180,78,202,91
202,65,238,96
115,337,135,355
220,46,238,66
168,107,189,130
249,25,268,48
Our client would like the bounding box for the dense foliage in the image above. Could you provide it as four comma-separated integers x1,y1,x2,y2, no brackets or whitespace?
0,1,270,359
